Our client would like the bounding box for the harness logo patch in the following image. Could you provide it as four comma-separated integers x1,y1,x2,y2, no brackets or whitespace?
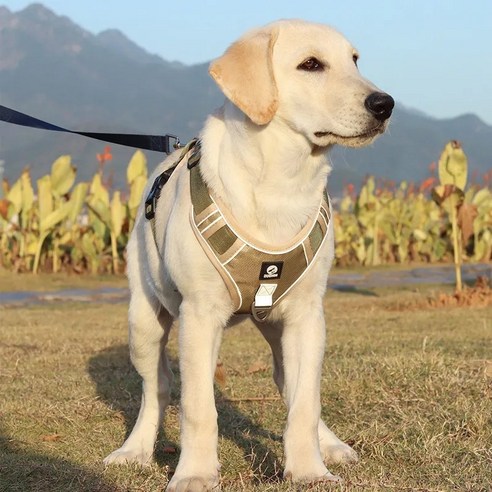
259,262,284,280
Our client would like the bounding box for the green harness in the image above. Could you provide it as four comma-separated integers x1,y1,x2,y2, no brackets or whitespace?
146,139,331,321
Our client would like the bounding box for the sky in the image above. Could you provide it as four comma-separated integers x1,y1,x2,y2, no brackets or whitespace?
2,0,492,125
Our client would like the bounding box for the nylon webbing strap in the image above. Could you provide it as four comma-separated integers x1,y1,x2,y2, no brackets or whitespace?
0,104,179,153
146,139,199,256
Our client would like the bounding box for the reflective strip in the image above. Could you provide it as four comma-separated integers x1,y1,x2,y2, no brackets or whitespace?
201,216,226,239
220,240,247,265
302,237,314,264
197,211,222,233
318,213,328,235
320,204,330,224
190,208,242,310
197,208,220,228
195,203,219,225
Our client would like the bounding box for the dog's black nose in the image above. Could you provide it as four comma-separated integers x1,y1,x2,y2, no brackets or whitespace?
364,92,394,121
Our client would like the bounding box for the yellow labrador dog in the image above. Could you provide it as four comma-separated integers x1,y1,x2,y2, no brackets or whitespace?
104,19,393,490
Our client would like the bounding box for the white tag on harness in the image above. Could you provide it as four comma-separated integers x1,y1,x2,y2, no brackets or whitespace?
252,284,277,322
254,283,277,307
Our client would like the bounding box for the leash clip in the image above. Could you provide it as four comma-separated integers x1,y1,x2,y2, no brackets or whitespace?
252,284,277,322
164,134,181,154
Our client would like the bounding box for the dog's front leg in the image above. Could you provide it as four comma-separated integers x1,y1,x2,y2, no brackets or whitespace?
256,321,358,466
166,300,224,492
281,301,340,484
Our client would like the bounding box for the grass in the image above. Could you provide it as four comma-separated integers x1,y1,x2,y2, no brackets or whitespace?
0,274,491,491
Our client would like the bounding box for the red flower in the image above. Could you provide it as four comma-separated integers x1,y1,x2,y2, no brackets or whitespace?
419,176,436,192
97,146,113,164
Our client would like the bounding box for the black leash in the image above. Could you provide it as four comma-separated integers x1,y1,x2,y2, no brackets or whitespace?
0,104,180,154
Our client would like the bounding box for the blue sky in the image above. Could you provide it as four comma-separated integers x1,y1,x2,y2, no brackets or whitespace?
3,0,492,124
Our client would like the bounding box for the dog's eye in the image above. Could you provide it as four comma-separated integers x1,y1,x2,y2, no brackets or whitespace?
352,54,359,67
297,57,324,72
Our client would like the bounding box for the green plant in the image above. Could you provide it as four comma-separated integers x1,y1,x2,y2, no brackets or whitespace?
1,146,490,274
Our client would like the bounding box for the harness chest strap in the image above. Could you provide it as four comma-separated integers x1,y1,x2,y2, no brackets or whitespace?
187,144,331,320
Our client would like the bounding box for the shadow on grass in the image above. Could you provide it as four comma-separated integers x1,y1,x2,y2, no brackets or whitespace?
0,431,116,492
88,344,282,483
330,285,379,296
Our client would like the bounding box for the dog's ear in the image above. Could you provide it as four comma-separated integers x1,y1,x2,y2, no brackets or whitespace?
209,27,279,125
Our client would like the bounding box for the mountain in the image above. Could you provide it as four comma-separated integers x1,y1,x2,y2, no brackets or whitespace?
96,29,175,67
329,109,492,190
0,4,222,186
1,3,491,194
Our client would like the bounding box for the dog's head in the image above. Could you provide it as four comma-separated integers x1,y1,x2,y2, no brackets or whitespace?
209,20,393,149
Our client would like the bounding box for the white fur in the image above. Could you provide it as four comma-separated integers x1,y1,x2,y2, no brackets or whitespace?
104,20,391,490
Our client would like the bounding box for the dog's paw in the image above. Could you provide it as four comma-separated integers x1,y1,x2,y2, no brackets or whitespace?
166,474,219,492
321,442,359,465
283,457,341,484
103,447,153,466
284,469,341,485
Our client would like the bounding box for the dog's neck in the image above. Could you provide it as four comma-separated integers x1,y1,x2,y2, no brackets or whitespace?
199,103,331,245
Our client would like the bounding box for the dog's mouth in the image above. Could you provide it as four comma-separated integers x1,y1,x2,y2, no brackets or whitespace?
314,125,384,141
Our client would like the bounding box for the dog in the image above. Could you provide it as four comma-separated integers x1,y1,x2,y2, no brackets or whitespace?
104,19,393,491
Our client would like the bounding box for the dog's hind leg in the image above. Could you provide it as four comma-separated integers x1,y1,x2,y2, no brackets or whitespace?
104,290,174,466
256,321,358,467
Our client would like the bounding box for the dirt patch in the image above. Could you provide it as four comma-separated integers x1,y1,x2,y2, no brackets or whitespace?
427,276,492,308
382,276,492,312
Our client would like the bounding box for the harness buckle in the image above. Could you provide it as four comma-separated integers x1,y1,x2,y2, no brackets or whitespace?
252,284,277,322
187,140,201,169
144,179,161,220
144,166,176,220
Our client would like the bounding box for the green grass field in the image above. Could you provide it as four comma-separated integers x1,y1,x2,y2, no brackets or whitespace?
0,274,491,491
